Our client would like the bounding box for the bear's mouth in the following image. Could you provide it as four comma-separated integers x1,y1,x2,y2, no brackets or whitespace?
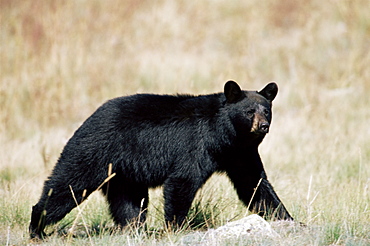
250,129,268,135
250,126,269,135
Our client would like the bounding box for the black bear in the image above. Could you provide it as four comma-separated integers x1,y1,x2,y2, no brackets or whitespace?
29,81,293,239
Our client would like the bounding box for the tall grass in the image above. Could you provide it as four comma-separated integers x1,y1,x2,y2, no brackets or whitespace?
1,0,369,245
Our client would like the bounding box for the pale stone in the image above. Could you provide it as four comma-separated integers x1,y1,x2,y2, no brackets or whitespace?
181,215,279,245
213,214,279,238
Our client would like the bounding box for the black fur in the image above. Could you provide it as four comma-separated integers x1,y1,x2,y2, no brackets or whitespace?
29,81,293,239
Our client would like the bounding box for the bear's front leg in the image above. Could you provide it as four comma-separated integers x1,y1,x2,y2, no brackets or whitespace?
163,177,203,228
226,150,294,221
228,170,293,220
252,177,293,220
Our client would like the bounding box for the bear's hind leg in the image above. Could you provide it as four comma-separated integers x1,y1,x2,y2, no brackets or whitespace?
163,177,202,228
103,179,149,228
29,186,90,239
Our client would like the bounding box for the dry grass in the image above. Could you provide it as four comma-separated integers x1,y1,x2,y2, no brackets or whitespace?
1,0,370,245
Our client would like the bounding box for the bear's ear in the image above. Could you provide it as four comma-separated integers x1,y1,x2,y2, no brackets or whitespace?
258,82,278,102
224,80,243,103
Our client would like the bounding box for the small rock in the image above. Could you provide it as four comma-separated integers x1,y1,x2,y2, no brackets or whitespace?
213,214,279,238
181,215,279,245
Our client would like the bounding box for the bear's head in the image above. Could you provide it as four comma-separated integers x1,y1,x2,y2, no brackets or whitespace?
224,81,278,138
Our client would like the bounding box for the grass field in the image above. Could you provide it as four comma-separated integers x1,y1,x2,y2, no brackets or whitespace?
1,0,370,245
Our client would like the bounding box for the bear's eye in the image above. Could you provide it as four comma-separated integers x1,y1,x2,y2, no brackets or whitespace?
263,109,269,116
246,109,255,117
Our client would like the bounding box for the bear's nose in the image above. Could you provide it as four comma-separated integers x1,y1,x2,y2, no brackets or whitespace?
259,123,269,133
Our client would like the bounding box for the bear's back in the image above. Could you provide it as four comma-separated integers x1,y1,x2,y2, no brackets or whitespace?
105,93,224,123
